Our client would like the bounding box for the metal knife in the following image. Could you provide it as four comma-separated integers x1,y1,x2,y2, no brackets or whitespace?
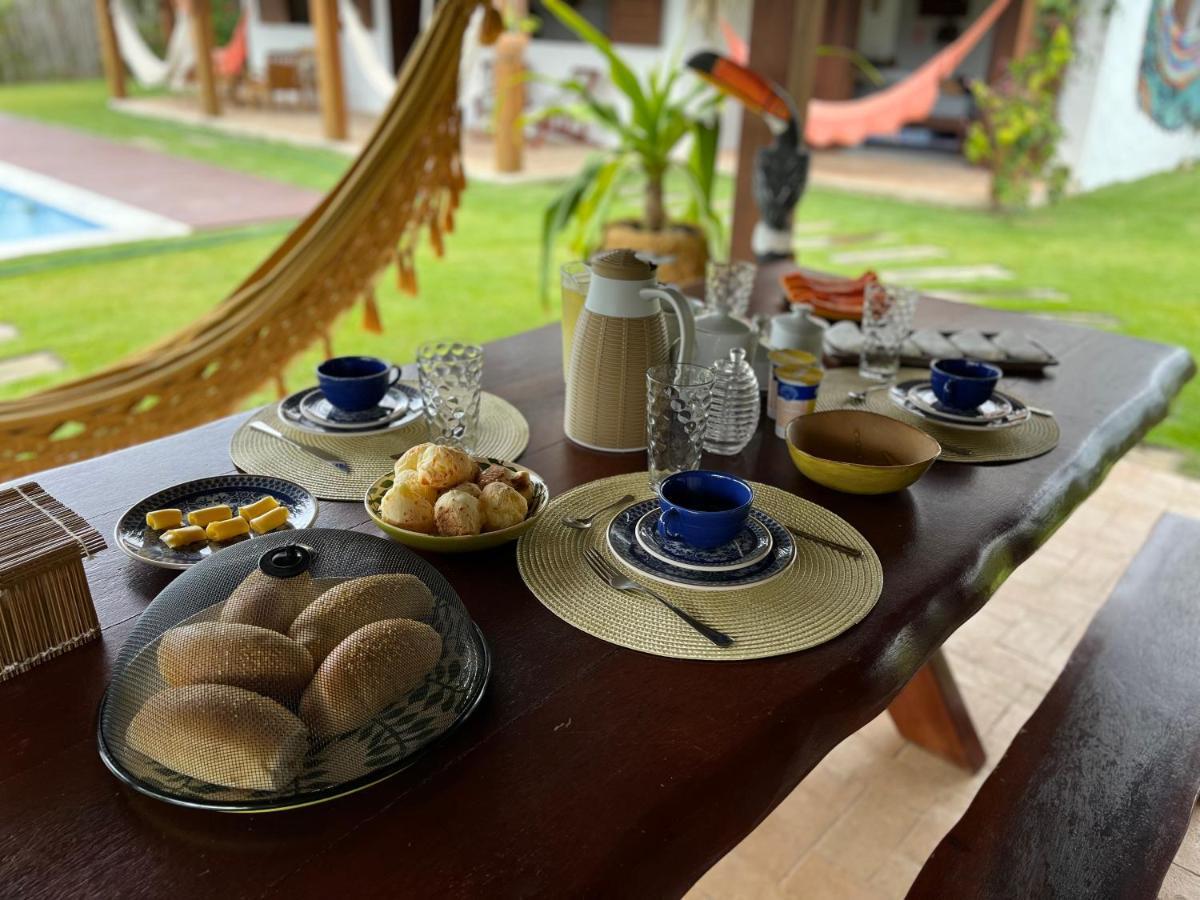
249,421,351,474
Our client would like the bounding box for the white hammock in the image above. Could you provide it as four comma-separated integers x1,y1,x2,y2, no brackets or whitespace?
338,0,397,105
110,0,194,89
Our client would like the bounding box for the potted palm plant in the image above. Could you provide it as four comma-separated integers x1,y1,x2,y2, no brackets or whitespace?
537,0,722,290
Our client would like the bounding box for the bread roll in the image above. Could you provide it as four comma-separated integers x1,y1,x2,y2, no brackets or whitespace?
220,569,322,635
300,619,442,738
416,445,479,489
394,442,434,473
157,621,314,704
288,574,434,665
379,479,435,533
434,490,482,536
393,469,438,506
480,481,528,532
127,684,309,792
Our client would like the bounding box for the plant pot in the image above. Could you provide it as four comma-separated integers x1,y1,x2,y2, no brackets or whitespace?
600,220,708,285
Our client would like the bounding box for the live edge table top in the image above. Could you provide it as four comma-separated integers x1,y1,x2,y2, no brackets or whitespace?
0,295,1192,899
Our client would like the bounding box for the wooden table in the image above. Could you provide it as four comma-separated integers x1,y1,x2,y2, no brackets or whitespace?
1,298,1192,898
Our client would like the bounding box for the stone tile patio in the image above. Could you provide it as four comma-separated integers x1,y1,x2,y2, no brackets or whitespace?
685,448,1200,899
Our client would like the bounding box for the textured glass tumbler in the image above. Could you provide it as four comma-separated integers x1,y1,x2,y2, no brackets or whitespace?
706,261,756,317
417,341,484,453
646,364,714,491
859,282,918,381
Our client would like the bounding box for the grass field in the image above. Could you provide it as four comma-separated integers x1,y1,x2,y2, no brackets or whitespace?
1,81,1197,467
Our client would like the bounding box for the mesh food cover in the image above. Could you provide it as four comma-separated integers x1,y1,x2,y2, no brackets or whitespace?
98,529,489,811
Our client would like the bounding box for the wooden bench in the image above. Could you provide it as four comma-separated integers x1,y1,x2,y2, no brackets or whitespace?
907,512,1200,899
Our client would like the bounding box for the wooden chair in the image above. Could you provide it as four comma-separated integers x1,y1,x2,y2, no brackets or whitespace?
907,512,1200,899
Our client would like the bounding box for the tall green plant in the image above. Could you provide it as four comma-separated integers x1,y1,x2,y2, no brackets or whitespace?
536,0,722,297
965,0,1081,209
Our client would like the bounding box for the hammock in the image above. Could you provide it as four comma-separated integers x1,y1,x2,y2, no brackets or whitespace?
214,11,248,80
110,0,194,89
0,0,493,479
721,0,1010,148
806,0,1010,147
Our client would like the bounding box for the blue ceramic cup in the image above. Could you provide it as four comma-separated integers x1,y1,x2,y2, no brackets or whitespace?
657,470,753,550
316,356,400,412
930,358,1002,411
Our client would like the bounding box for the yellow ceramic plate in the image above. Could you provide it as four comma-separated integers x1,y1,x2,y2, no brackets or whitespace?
785,410,941,495
364,458,549,552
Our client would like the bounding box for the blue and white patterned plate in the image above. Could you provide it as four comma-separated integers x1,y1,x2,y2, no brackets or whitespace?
607,500,795,591
277,383,422,436
889,380,1029,431
634,508,772,572
115,475,319,570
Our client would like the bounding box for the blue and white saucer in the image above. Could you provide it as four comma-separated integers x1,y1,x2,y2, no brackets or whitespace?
607,500,795,591
115,475,318,570
889,380,1028,431
277,383,422,435
634,508,772,572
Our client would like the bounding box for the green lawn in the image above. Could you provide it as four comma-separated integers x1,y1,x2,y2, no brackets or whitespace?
1,80,1198,469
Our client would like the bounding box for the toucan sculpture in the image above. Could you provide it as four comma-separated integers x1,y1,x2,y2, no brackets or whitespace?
687,51,809,263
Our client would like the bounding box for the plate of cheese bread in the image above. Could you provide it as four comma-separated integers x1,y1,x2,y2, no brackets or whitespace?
365,443,548,552
97,530,490,811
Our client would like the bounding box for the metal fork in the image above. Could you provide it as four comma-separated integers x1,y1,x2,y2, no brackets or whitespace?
582,548,733,648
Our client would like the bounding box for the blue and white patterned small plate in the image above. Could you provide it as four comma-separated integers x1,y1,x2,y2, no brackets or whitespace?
634,508,772,572
115,475,318,570
888,380,1029,431
607,500,795,591
277,383,422,436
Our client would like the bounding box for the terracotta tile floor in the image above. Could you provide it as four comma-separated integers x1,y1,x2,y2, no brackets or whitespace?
687,448,1200,900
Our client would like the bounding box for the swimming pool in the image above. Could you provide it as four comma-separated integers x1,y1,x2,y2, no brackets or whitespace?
0,162,189,261
0,188,100,242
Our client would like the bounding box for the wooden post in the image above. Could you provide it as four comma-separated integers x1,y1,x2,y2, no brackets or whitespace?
311,0,349,141
729,0,825,262
93,0,127,100
987,0,1039,83
493,32,526,173
190,0,221,116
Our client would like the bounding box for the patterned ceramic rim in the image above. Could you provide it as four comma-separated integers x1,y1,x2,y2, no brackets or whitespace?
278,384,423,435
607,501,796,591
633,507,773,572
298,385,413,430
905,382,1014,423
114,475,319,571
889,381,1029,431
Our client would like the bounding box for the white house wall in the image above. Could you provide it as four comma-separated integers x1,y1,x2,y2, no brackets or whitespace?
1057,0,1200,191
245,0,394,115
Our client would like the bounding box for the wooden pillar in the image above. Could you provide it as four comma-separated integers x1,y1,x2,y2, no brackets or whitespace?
987,0,1038,83
311,0,349,141
729,0,825,262
494,32,527,173
190,0,221,116
93,0,127,100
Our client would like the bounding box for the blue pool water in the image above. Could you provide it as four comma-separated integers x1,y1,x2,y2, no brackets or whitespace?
0,187,99,242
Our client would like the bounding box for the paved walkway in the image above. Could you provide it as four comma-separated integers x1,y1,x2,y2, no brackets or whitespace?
0,115,320,229
687,449,1200,899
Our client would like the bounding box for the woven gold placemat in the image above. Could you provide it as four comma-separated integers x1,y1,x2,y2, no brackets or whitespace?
516,473,883,661
816,368,1059,464
230,387,529,500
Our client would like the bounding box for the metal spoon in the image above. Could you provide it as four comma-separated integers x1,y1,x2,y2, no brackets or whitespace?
562,494,635,530
846,384,892,404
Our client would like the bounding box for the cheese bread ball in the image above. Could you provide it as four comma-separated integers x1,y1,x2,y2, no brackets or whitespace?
434,490,483,536
480,481,528,532
379,480,436,533
394,469,438,506
394,442,435,474
417,445,479,489
440,481,481,499
478,466,535,504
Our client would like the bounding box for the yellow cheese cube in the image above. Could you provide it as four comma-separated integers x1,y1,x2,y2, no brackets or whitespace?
145,508,183,530
238,495,280,521
248,505,289,534
161,525,206,549
188,505,233,527
205,517,250,542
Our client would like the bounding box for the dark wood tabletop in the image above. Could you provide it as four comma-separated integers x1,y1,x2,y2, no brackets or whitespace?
0,295,1192,899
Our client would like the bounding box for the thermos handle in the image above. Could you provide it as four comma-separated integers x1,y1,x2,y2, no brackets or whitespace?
642,286,695,365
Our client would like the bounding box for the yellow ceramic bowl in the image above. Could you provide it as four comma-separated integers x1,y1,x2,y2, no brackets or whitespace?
785,410,941,495
364,458,549,552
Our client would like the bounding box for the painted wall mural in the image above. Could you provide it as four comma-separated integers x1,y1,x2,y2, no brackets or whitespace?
1139,0,1200,129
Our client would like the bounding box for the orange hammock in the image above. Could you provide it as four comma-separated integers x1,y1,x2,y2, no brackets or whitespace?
724,0,1011,148
214,10,248,79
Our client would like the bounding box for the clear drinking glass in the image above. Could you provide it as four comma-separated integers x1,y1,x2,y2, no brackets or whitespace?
706,260,756,317
646,364,714,491
560,261,590,380
859,282,918,381
416,341,484,452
